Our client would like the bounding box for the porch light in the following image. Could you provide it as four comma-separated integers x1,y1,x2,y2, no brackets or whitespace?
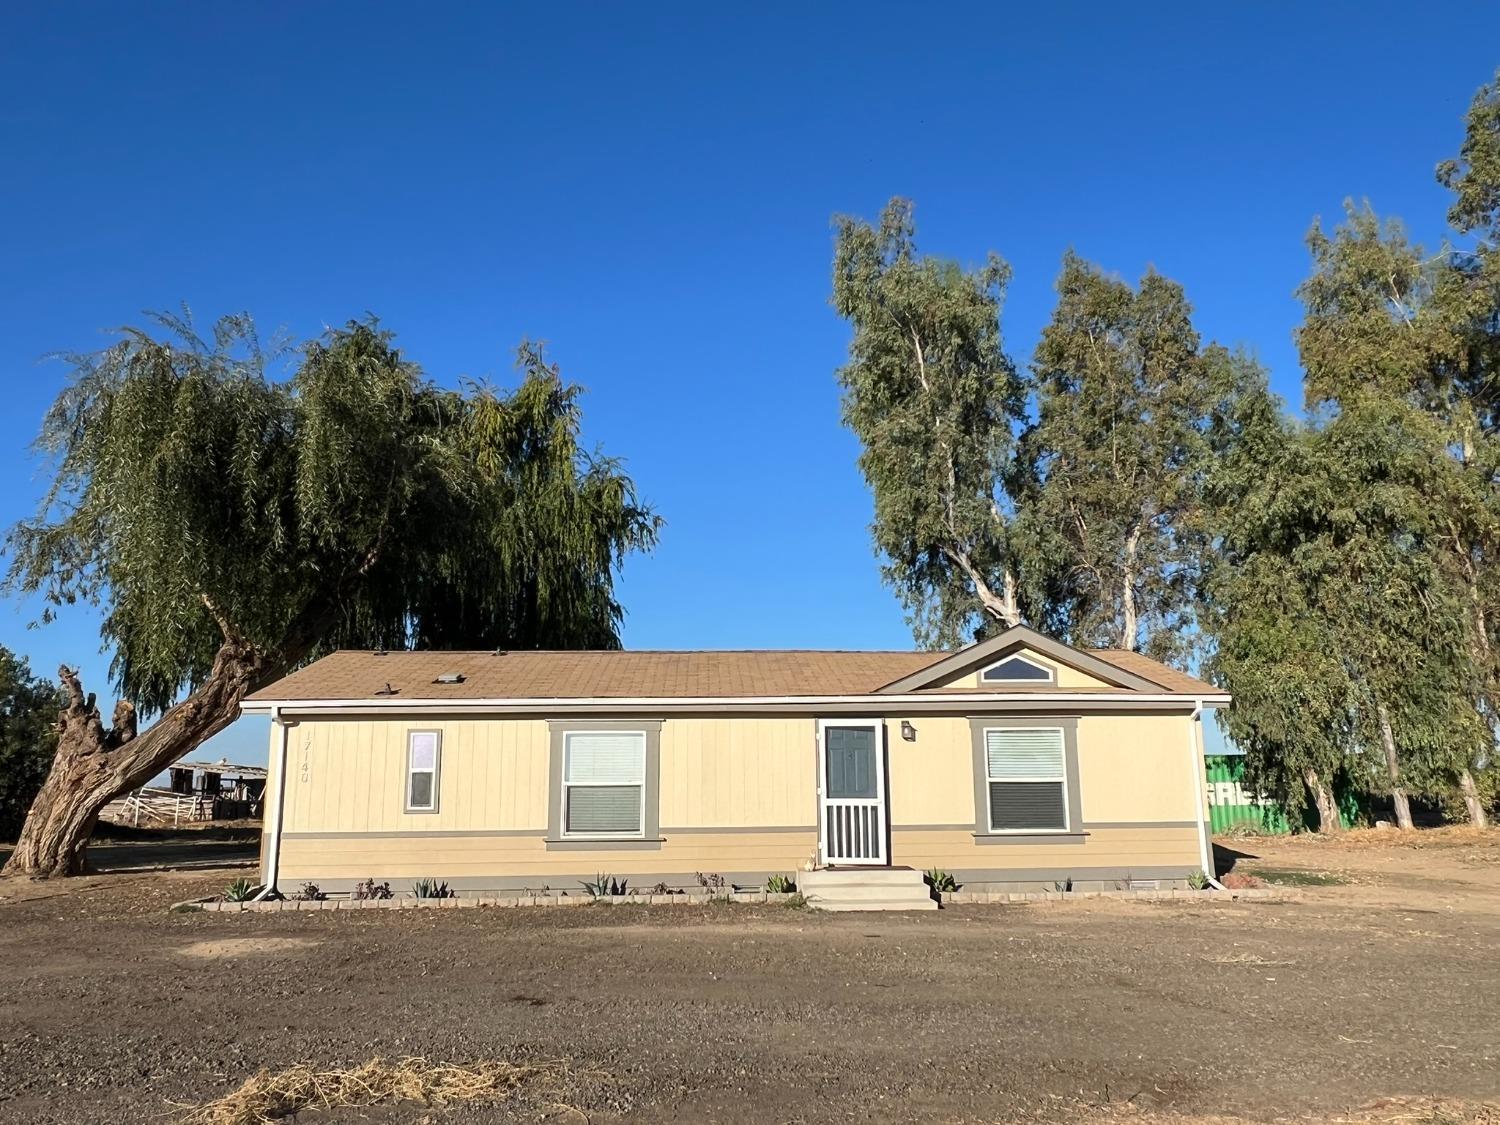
900,720,916,742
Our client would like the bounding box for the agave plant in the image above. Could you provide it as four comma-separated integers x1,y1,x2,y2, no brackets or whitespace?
765,874,796,894
411,878,454,899
924,868,960,893
580,874,627,897
222,876,257,902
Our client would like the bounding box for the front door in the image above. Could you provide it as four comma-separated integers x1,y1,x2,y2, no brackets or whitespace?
818,719,888,865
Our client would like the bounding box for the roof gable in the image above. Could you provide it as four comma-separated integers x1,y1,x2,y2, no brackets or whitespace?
875,625,1165,694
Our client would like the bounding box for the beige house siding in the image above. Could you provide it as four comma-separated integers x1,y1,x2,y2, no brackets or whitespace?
263,706,1205,892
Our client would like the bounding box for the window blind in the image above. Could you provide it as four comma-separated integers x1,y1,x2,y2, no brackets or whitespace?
985,728,1066,831
564,731,645,834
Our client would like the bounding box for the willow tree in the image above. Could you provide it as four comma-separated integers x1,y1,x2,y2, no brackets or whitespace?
1018,254,1243,661
831,198,1028,647
4,314,658,876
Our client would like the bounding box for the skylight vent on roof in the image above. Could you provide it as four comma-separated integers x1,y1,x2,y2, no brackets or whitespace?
434,672,466,685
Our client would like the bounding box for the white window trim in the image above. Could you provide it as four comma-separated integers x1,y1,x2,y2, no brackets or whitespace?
983,725,1069,833
561,728,648,839
404,729,441,814
979,653,1057,685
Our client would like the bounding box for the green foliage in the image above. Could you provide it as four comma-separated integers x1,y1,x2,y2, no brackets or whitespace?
169,903,204,914
222,877,256,902
411,878,454,899
779,892,809,910
831,198,1027,646
0,648,62,841
1186,871,1210,890
1020,257,1258,659
923,868,959,892
1439,68,1500,241
7,313,660,717
764,873,796,894
353,879,392,901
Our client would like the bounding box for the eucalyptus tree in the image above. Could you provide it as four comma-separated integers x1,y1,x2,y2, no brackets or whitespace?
1298,203,1497,825
1204,378,1482,829
1203,375,1353,830
0,648,62,841
831,198,1029,647
1019,254,1238,661
4,315,659,876
1437,69,1500,824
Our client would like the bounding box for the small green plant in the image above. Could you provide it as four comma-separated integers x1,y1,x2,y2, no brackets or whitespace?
765,874,796,894
1052,876,1074,893
779,892,809,910
581,874,628,897
222,877,256,902
353,878,393,901
1187,870,1211,890
297,882,326,901
924,868,960,893
170,903,203,914
411,878,454,899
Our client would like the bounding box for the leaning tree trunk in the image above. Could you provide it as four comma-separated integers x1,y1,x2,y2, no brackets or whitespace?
1458,768,1489,830
2,635,267,878
1375,703,1414,831
1302,767,1344,834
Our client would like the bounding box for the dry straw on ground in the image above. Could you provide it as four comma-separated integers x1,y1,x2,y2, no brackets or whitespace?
174,1056,565,1124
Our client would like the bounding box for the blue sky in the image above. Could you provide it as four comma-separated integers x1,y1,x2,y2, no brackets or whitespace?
2,3,1496,763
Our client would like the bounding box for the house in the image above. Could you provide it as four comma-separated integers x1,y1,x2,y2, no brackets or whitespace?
241,625,1226,905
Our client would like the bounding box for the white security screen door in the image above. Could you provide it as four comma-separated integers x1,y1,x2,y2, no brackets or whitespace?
818,720,887,865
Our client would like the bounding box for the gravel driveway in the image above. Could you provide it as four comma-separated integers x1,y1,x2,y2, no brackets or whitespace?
1,840,1497,1124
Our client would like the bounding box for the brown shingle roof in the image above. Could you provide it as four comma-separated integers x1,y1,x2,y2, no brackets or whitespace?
246,646,1217,702
1086,649,1220,695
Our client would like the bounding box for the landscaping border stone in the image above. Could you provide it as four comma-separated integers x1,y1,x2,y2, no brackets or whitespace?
172,885,1288,912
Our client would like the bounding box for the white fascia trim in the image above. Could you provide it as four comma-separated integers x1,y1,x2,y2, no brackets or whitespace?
242,691,1230,716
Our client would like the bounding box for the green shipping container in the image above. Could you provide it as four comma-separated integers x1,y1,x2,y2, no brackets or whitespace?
1204,754,1292,833
1203,755,1358,833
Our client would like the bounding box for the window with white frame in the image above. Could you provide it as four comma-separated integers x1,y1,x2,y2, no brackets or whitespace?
984,727,1067,831
406,730,441,812
563,730,646,836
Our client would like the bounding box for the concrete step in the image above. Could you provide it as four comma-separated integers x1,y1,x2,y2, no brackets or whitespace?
800,867,927,888
804,882,935,901
817,898,939,912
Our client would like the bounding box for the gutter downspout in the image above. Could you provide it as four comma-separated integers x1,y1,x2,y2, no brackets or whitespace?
251,706,291,902
1186,699,1227,892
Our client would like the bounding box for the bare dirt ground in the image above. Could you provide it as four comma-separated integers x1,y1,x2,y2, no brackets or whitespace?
1,831,1496,1125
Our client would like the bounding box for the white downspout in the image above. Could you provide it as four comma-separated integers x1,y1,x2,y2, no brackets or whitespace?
1187,699,1226,891
251,706,291,901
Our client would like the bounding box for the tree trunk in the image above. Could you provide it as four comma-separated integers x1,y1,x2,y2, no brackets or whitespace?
1119,522,1141,651
1452,528,1493,828
2,635,268,878
1458,768,1489,830
1303,767,1343,834
1374,702,1414,830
